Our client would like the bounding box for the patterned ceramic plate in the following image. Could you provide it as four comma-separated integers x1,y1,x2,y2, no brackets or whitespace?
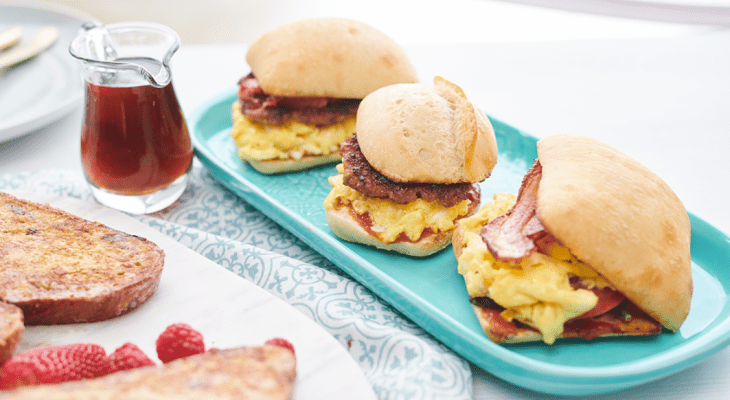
10,191,377,400
190,88,730,396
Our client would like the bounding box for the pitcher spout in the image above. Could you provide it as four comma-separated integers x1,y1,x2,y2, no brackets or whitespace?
70,21,180,88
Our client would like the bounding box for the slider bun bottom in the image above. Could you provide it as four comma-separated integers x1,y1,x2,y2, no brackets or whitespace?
247,153,341,174
471,304,545,344
471,305,654,344
325,205,453,257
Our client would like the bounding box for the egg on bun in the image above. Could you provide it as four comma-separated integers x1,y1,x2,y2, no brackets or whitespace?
453,134,692,344
231,18,419,174
323,77,499,257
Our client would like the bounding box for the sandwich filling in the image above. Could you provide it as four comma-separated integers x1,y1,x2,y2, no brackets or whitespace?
323,135,479,244
231,73,359,161
456,161,661,344
237,73,360,126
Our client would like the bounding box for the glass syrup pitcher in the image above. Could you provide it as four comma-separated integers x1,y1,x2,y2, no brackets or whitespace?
70,21,193,214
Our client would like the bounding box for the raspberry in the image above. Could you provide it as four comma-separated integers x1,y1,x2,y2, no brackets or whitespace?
105,343,156,374
265,338,295,356
0,343,107,390
155,323,205,363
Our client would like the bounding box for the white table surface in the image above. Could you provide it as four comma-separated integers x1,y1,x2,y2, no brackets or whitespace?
1,1,730,398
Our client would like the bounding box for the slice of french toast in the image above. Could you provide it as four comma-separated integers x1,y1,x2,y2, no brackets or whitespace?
0,345,297,399
0,302,23,365
0,192,165,325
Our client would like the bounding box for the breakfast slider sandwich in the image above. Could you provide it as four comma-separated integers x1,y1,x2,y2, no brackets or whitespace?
232,17,419,174
453,134,692,344
323,77,499,257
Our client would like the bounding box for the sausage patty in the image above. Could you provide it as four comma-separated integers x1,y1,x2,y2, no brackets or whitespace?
340,135,480,208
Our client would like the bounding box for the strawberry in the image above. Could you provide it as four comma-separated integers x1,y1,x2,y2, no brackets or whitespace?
105,342,156,374
0,343,107,390
265,338,295,356
155,323,205,363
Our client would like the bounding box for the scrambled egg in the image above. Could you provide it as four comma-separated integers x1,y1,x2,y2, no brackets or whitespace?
231,102,356,161
457,193,612,344
323,164,473,243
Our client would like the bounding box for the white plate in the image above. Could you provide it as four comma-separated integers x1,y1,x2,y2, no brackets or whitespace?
7,191,376,400
0,1,94,143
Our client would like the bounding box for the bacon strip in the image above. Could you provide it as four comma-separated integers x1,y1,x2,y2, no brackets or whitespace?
568,276,626,319
481,160,550,263
237,73,359,126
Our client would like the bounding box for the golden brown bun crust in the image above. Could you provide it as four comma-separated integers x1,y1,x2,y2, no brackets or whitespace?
356,77,498,184
325,206,453,257
0,192,165,325
0,302,23,365
246,18,418,98
0,345,296,399
536,134,692,331
248,153,342,174
451,222,467,259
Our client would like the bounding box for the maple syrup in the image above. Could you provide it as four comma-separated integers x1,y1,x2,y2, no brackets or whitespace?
70,21,192,214
81,82,193,195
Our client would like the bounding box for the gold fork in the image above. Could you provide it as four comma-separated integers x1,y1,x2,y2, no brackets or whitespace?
0,26,22,51
0,27,59,69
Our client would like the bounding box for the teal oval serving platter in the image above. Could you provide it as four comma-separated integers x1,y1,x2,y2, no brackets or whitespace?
189,87,730,396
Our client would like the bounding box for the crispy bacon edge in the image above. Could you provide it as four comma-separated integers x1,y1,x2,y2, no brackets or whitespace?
480,160,549,263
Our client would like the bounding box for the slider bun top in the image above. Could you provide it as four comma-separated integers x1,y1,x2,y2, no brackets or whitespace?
246,18,418,99
537,134,692,331
355,77,498,184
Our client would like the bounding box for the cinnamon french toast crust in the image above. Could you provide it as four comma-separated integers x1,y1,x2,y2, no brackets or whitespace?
0,192,165,325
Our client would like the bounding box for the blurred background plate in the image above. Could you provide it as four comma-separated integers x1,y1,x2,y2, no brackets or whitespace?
0,1,94,143
500,0,730,25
